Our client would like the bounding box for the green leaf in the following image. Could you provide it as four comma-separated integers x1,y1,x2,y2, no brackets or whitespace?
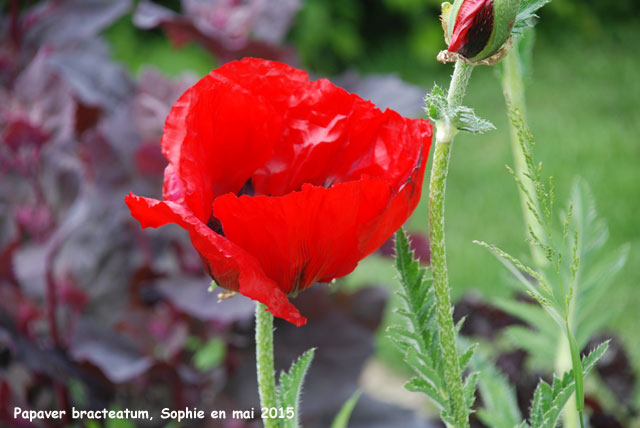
405,377,447,409
463,372,480,408
424,84,448,122
493,299,556,338
459,343,478,371
278,348,316,428
389,229,452,415
452,106,496,134
514,0,552,32
503,325,556,363
528,341,609,428
331,390,362,428
192,338,226,371
473,352,522,428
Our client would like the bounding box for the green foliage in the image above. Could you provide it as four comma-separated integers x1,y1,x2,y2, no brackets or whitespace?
474,341,608,428
473,351,523,428
331,390,362,428
190,337,227,371
277,349,315,428
388,228,477,425
288,0,364,75
525,341,609,428
475,103,628,339
475,105,629,377
514,0,553,33
105,16,214,77
425,84,495,134
474,101,626,423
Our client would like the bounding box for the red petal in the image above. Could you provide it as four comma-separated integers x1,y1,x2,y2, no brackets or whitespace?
160,65,285,221
125,193,306,326
250,79,431,197
213,169,425,295
448,0,492,53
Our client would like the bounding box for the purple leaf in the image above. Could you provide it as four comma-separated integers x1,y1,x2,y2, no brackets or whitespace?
70,319,153,383
132,1,178,29
48,40,134,111
25,0,132,48
133,68,197,142
156,276,255,323
4,48,76,147
334,72,427,118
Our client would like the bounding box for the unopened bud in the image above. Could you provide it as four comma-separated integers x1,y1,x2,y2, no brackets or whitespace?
440,0,520,64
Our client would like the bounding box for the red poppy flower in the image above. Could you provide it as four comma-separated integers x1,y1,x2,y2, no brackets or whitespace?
125,58,432,326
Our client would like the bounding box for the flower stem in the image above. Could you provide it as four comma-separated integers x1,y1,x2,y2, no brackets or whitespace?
429,59,474,428
255,303,278,428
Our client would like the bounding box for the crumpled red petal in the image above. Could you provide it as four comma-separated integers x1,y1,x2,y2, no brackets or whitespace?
160,69,284,221
124,193,306,326
448,0,491,53
213,166,425,295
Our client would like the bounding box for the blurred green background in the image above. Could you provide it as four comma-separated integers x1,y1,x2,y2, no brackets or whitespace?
106,0,640,405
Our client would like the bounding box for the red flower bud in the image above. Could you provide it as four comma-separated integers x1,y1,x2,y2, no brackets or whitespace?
441,0,520,63
448,0,494,58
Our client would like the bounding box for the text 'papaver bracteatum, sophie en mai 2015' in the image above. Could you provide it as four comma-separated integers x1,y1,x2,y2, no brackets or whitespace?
125,58,433,326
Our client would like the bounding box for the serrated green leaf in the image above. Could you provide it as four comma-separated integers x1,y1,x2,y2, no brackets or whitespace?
278,348,315,428
405,377,447,409
425,84,448,122
452,106,496,134
581,341,609,374
389,229,455,419
463,372,479,408
405,346,441,391
528,341,609,428
514,0,552,32
459,343,477,371
331,390,361,428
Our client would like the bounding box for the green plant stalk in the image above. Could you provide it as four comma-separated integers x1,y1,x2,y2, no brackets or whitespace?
567,321,585,428
501,45,547,267
429,59,474,428
255,303,278,428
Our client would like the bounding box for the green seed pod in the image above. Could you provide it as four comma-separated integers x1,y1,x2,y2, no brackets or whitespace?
441,0,520,63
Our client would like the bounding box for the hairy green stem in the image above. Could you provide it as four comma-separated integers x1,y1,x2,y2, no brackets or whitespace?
255,303,278,428
430,59,474,428
502,45,547,267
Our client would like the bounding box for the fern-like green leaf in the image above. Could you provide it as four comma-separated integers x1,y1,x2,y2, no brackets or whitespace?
277,348,315,428
528,341,609,428
388,229,451,415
